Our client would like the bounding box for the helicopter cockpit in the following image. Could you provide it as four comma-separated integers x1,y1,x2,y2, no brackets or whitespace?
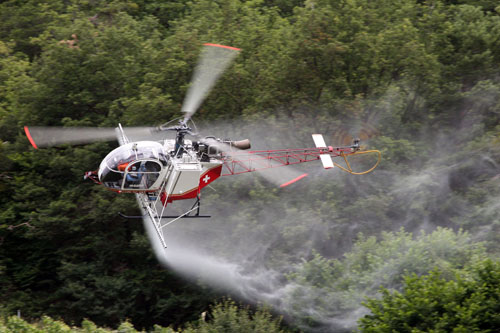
98,141,167,191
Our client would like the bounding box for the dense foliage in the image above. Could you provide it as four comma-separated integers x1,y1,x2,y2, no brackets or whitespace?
284,228,488,330
359,259,500,332
1,0,499,332
0,299,286,332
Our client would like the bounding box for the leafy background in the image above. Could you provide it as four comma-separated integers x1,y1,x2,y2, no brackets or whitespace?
0,0,499,332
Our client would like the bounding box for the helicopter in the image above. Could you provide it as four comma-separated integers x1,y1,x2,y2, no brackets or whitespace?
24,43,381,248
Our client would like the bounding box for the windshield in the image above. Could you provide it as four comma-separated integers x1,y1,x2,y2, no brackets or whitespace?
98,141,167,191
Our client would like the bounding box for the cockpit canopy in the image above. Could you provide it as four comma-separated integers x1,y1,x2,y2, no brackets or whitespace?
98,141,167,191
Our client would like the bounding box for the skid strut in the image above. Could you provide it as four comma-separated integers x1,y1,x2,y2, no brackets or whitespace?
120,193,210,248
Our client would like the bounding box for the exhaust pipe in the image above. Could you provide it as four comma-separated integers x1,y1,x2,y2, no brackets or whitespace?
228,139,251,150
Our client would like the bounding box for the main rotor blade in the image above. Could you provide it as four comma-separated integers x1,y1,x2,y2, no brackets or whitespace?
182,43,240,122
24,126,156,148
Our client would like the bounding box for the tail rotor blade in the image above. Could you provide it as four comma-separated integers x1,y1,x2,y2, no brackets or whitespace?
182,43,240,122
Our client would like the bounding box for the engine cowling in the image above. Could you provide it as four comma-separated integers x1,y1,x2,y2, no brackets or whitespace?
195,138,251,156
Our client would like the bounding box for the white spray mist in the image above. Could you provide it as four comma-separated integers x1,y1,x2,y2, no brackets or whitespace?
141,86,500,332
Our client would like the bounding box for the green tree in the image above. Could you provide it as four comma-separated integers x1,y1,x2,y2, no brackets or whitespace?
182,299,286,333
2,0,500,331
0,0,69,59
284,228,487,331
0,301,286,332
359,259,500,332
0,41,34,141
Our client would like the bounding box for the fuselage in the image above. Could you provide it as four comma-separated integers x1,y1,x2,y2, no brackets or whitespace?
98,140,222,202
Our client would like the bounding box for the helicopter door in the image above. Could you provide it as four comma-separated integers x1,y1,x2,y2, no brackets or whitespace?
123,160,162,191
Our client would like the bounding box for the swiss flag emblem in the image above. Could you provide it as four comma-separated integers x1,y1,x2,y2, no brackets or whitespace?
199,165,222,189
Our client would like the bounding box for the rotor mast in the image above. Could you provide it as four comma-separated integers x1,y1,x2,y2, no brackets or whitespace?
174,121,191,156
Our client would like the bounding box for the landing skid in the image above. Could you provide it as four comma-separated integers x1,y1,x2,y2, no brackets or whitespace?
119,213,210,219
128,193,209,248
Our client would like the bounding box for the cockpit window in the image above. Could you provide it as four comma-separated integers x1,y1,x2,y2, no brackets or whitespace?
99,141,166,191
123,160,162,190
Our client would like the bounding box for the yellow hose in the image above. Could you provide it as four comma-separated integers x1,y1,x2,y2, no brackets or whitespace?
333,150,381,175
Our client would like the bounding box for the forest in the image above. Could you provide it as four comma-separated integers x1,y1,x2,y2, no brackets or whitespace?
1,0,499,332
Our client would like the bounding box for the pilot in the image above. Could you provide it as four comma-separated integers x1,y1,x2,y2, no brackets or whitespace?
126,163,145,185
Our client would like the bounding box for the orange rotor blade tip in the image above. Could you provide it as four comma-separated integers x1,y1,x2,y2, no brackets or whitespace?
24,126,38,149
203,43,241,51
280,173,308,188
